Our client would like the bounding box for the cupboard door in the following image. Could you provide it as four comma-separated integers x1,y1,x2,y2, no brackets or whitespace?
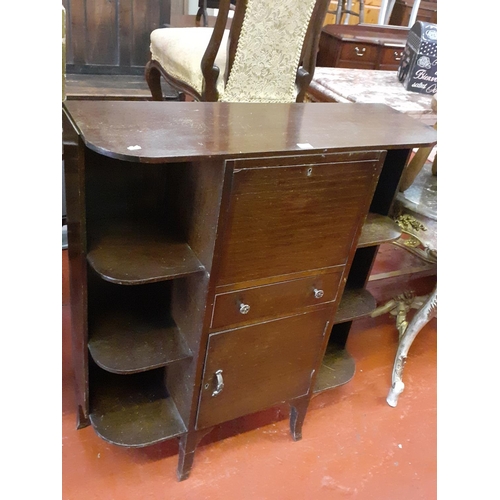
196,309,331,430
216,152,384,286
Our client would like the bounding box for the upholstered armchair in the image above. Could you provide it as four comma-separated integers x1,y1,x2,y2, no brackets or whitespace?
145,0,331,103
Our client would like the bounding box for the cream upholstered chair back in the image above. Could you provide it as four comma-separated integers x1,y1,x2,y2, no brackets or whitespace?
146,0,330,103
222,0,318,103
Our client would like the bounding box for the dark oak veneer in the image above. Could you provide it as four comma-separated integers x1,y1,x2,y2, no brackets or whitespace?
63,100,436,480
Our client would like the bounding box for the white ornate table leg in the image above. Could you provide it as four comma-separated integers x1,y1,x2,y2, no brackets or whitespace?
387,287,437,407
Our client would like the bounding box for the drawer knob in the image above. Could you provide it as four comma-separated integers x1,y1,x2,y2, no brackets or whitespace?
313,288,324,299
212,369,224,397
393,50,403,61
354,46,366,57
239,302,251,315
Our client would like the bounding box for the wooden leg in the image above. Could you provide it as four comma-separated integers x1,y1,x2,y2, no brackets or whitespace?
76,405,90,429
335,0,344,24
177,428,213,481
145,60,164,101
399,123,437,192
387,287,437,407
289,396,310,441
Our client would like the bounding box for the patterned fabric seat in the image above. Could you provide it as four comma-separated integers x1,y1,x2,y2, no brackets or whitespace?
145,0,331,103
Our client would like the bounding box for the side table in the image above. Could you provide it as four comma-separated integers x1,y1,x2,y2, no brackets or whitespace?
371,162,437,407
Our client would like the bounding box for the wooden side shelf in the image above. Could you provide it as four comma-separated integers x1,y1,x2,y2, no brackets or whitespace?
358,213,401,248
87,221,204,285
89,367,187,447
313,344,355,394
335,288,377,323
89,312,192,374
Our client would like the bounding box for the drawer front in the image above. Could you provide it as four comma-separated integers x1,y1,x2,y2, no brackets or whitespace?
196,309,331,430
379,46,405,70
211,270,343,330
216,152,384,286
339,42,378,65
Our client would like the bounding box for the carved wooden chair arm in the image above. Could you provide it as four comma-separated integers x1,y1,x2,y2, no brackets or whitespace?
296,0,330,102
201,0,233,101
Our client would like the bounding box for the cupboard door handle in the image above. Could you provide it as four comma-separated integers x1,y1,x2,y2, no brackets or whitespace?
313,288,324,299
212,370,224,397
239,302,251,315
354,46,366,57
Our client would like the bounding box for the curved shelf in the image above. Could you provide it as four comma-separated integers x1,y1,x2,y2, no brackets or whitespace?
89,310,192,374
89,368,186,448
87,220,204,285
357,213,402,248
313,345,355,394
335,288,377,324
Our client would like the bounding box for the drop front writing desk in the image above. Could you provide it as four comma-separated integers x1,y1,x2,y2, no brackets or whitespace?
63,100,436,480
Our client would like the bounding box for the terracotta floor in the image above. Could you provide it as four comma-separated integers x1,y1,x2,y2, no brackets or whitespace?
62,248,436,499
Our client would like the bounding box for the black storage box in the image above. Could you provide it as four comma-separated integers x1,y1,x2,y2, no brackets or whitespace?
397,21,437,95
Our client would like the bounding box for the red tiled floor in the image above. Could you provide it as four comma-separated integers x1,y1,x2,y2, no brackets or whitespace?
62,250,436,499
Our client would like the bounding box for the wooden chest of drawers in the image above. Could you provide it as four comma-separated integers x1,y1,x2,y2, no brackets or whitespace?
317,24,410,71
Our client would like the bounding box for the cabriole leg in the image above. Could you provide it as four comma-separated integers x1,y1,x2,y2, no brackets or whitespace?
145,61,164,101
387,287,437,407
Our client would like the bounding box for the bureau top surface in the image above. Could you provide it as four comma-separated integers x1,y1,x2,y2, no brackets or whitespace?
322,24,409,46
63,101,436,163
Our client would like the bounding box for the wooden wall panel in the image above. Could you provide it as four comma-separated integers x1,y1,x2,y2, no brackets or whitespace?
65,0,171,74
86,0,119,65
130,0,162,67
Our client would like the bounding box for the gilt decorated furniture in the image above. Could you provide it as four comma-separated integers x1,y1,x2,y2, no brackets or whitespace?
145,0,331,102
63,100,436,481
371,161,437,406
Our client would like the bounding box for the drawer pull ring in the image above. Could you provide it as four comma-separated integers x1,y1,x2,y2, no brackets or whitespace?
239,302,251,314
354,46,366,57
212,370,224,397
313,288,324,299
393,51,402,61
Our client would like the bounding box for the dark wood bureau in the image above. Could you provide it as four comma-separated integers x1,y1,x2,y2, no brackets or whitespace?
63,101,436,481
389,0,438,26
317,24,410,71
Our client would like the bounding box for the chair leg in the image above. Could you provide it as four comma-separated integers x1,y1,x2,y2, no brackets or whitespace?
335,0,344,24
145,60,164,101
387,287,437,407
359,0,365,23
